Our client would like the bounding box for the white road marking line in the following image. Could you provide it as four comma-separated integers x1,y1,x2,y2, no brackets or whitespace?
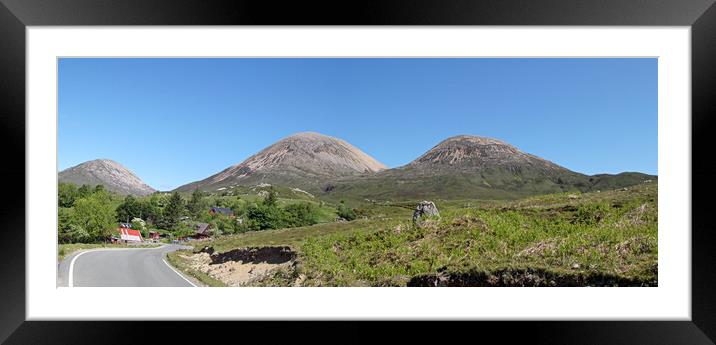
162,258,198,287
68,250,91,288
67,245,168,287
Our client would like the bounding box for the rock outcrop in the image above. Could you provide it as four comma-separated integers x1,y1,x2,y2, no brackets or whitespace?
413,201,440,226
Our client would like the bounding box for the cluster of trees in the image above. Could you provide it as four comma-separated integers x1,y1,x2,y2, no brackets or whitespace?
115,192,187,230
242,189,320,231
58,183,116,243
58,183,323,243
58,182,192,243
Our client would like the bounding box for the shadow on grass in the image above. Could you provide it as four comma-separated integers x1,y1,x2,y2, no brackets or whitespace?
407,267,657,287
199,246,297,265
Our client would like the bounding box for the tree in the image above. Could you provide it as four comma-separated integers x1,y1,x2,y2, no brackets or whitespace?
149,193,170,208
138,199,160,225
58,182,78,208
77,184,92,198
161,192,185,230
94,184,105,193
143,193,169,224
71,191,116,242
116,195,142,223
228,197,245,217
186,188,204,218
58,207,76,243
213,197,229,208
263,188,278,207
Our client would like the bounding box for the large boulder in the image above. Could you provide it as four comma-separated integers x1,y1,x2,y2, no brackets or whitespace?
413,201,440,226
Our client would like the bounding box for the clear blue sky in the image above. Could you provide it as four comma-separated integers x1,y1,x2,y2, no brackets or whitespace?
58,58,657,190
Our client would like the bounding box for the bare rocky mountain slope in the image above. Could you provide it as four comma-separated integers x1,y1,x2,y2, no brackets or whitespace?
407,135,571,174
175,132,386,193
59,159,156,196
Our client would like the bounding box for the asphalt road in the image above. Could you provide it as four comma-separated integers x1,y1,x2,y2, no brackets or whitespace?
57,244,197,287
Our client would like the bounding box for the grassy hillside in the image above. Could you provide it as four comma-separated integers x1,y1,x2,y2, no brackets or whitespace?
320,169,655,203
177,183,317,201
172,181,657,287
185,203,412,252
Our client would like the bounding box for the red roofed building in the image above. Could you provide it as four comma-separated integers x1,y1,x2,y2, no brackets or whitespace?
118,227,143,243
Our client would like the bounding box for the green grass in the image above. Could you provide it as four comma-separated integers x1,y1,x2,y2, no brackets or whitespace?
183,203,412,252
288,182,657,286
57,242,161,261
189,218,397,252
172,182,657,287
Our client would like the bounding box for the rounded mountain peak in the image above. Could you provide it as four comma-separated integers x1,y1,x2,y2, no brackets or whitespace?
204,132,387,187
438,135,513,147
59,159,156,196
84,158,124,168
409,134,561,171
283,131,330,140
276,131,349,147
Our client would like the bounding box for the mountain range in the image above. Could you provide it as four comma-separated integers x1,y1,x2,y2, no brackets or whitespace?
60,132,656,200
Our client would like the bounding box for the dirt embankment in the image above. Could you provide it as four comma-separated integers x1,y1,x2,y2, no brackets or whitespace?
180,246,296,286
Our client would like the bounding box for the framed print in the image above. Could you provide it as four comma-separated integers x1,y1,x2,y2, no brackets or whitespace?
1,0,716,343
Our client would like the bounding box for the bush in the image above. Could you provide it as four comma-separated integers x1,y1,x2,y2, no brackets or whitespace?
212,216,239,235
245,203,285,230
131,217,147,237
173,222,195,238
284,202,320,227
64,224,92,243
574,203,610,225
240,200,319,231
337,201,357,221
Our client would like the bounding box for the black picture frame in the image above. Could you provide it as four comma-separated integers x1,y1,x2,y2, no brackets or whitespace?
1,0,715,343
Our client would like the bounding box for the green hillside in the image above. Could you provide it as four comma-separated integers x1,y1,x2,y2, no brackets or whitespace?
320,169,656,203
171,181,658,287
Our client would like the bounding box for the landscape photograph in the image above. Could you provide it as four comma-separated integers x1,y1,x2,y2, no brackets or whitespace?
56,58,657,287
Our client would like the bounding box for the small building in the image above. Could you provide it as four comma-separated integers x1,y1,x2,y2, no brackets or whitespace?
118,227,143,243
209,207,234,217
148,231,161,240
194,223,212,239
